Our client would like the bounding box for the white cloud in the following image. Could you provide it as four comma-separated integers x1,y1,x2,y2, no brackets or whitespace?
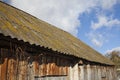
91,38,102,47
91,15,120,30
89,15,120,47
101,0,117,10
10,0,96,36
87,32,106,47
5,0,118,36
106,47,120,54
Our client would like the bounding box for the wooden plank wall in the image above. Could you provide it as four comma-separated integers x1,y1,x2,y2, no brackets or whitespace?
0,40,116,80
33,54,69,77
35,76,67,80
0,47,117,80
0,47,30,80
0,46,70,80
78,64,116,80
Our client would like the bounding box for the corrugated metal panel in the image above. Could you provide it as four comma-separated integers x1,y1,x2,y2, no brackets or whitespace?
0,1,114,65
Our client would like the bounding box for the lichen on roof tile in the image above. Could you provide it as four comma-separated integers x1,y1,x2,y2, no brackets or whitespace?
0,1,114,65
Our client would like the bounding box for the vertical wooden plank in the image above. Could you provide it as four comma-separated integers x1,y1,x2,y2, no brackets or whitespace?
39,56,42,76
41,55,47,76
79,65,84,80
69,65,73,80
40,56,44,76
63,58,67,75
106,67,109,80
43,55,47,76
7,58,11,80
6,49,16,80
67,65,70,80
0,48,1,80
54,56,57,75
91,65,95,80
108,67,111,80
33,61,39,76
25,60,28,80
18,59,27,80
94,65,98,80
27,60,33,80
108,67,112,80
64,62,68,76
1,48,8,80
18,60,21,80
56,57,59,75
84,65,88,80
112,67,116,80
0,64,2,80
87,64,91,80
16,57,19,80
9,59,15,80
49,56,53,75
0,64,1,80
22,60,27,80
101,66,106,80
105,67,107,80
62,58,66,75
98,66,101,80
112,67,117,80
59,57,62,75
93,65,95,80
46,56,50,75
1,58,8,80
73,63,79,80
56,57,60,75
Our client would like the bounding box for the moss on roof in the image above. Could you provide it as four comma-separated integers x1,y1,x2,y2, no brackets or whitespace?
0,1,114,65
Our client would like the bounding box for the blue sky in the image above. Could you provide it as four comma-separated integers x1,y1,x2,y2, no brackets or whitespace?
78,3,120,54
2,0,120,54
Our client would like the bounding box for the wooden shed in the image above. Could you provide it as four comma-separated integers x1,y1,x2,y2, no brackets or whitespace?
0,1,116,80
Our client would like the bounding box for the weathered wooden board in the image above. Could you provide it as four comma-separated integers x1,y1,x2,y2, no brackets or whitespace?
0,41,116,80
0,46,70,80
78,64,116,80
